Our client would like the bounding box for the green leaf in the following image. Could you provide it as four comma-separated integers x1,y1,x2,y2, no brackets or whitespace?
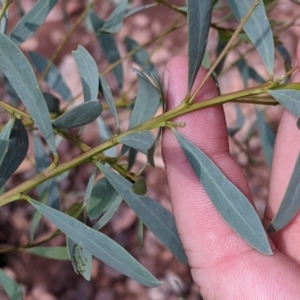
92,195,123,231
131,177,147,196
187,0,212,91
52,101,102,129
28,198,160,287
100,0,128,33
10,0,58,44
268,153,300,232
256,108,275,168
276,44,292,72
96,117,117,157
0,119,14,166
67,238,92,280
138,218,144,250
227,0,274,75
0,268,23,300
97,163,188,264
25,246,69,260
124,36,159,78
2,73,19,107
43,92,60,114
29,51,72,101
237,58,265,87
124,3,157,18
83,167,97,207
99,73,119,129
89,12,123,90
34,133,59,209
268,89,300,119
73,45,99,102
0,119,29,189
173,129,272,255
119,131,155,155
30,210,43,242
228,104,245,136
0,33,56,154
88,177,119,220
129,69,160,128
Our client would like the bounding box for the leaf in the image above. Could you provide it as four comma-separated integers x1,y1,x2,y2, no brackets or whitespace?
268,89,300,119
0,268,23,300
119,131,155,155
0,33,56,154
0,119,29,189
276,44,292,72
227,0,274,75
0,0,8,34
89,12,123,90
83,168,97,208
67,238,92,280
97,163,188,264
228,104,245,136
28,198,160,287
173,129,272,255
96,117,117,157
73,45,99,102
34,133,59,209
124,36,159,78
187,0,213,91
268,153,300,232
25,246,69,260
237,58,265,87
131,177,147,195
29,51,73,101
256,108,275,168
92,195,123,231
124,3,157,18
2,74,19,107
99,73,119,129
129,69,160,128
43,92,60,114
0,119,14,166
138,218,144,250
100,0,128,33
52,101,102,129
88,177,119,220
10,0,58,44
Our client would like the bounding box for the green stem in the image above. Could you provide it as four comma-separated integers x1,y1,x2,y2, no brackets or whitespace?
0,0,12,22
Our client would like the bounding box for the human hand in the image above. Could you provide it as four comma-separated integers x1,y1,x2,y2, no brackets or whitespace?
162,41,300,299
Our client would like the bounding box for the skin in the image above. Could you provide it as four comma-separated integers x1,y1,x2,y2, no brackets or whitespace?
161,41,300,299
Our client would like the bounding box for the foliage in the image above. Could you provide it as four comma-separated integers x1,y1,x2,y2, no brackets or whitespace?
0,0,300,298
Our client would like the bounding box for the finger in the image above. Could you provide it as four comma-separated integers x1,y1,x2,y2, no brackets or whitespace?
264,41,300,263
162,55,300,299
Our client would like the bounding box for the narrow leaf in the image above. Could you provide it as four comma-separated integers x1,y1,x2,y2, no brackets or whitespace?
97,163,188,264
28,198,160,287
0,119,14,166
124,3,157,18
34,133,59,209
119,131,155,155
228,104,245,136
227,0,274,75
29,51,72,101
268,89,300,118
52,101,102,129
93,195,123,231
10,0,58,45
25,246,69,260
173,129,272,255
83,168,97,208
256,108,275,168
43,92,60,114
0,119,29,188
124,36,159,78
89,12,123,90
0,33,56,154
88,177,119,220
67,238,92,280
0,268,23,300
129,69,160,128
99,73,119,129
100,0,128,33
187,0,212,91
73,45,99,102
268,153,300,232
2,74,19,107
